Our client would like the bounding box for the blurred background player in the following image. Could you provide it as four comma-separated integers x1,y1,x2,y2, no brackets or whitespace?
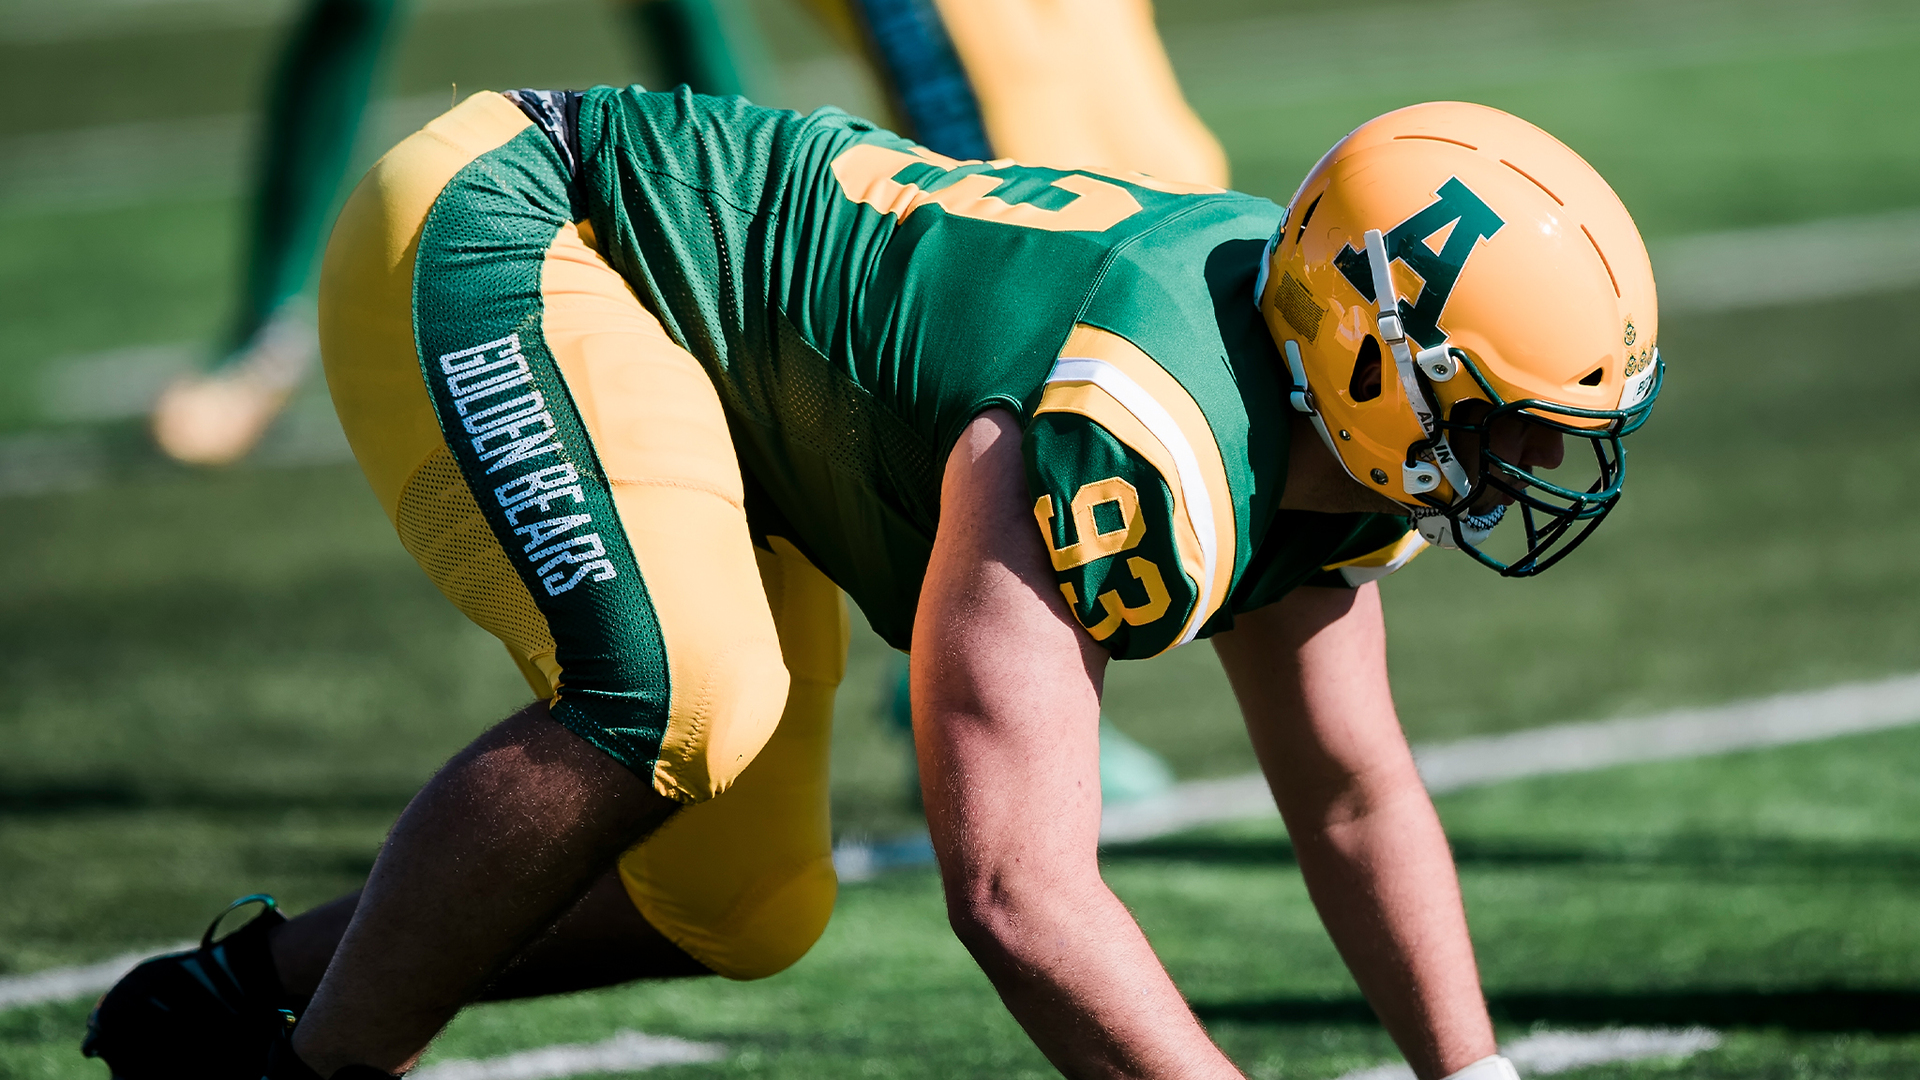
149,0,1225,466
148,0,768,465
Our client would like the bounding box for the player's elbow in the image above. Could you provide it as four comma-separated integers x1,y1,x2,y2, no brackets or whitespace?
945,880,1026,970
1278,748,1430,832
1286,758,1439,857
944,873,1011,955
941,859,1094,969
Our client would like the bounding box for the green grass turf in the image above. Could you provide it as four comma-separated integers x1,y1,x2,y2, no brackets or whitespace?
12,723,1920,1078
1,288,1916,1079
1162,0,1920,235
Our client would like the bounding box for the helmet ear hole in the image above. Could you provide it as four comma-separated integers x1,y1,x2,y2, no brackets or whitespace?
1579,367,1604,386
1349,335,1383,402
1295,192,1323,243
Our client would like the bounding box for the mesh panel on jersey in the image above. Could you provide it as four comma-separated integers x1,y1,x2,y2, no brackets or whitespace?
739,315,941,529
396,446,557,664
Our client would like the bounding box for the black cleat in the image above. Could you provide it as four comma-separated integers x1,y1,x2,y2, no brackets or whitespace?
82,894,300,1079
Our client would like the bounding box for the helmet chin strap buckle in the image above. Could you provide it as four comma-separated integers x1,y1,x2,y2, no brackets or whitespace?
1416,344,1457,381
1280,340,1316,415
1413,509,1456,548
1403,461,1441,494
1414,503,1506,551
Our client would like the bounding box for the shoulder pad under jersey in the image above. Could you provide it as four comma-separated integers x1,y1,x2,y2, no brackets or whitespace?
1023,326,1238,659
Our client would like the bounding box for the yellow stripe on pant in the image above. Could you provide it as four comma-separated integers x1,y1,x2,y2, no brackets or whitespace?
319,91,840,980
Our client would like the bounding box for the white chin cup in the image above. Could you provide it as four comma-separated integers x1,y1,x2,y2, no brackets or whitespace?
1439,1054,1520,1080
1412,504,1506,551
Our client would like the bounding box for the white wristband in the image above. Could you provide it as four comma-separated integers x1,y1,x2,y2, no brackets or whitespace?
1440,1054,1520,1080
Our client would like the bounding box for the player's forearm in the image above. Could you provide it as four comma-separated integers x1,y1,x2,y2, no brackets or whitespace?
945,865,1243,1080
1285,771,1495,1080
916,410,1241,1079
1214,589,1497,1079
293,703,677,1075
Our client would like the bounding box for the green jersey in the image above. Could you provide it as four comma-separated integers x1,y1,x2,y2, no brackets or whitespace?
574,86,1418,656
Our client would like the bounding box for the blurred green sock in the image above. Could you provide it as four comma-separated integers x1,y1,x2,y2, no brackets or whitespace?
623,0,777,101
845,0,989,160
229,0,403,361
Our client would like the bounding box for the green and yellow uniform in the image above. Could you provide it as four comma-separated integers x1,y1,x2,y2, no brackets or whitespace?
319,86,1416,983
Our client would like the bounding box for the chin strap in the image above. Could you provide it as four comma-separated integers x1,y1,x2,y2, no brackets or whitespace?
1411,503,1505,550
1363,228,1474,501
1282,339,1346,465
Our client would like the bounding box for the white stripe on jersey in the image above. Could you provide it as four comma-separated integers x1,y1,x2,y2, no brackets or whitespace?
1046,356,1219,646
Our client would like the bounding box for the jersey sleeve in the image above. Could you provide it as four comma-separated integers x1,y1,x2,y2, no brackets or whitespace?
1307,517,1426,588
1022,323,1244,659
1220,512,1424,624
1023,409,1199,660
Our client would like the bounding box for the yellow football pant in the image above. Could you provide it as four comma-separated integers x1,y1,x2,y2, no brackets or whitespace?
932,0,1227,187
318,92,840,980
794,0,1225,186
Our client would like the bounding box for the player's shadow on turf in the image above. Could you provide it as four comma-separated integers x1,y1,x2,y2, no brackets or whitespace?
1100,835,1920,880
0,777,413,815
1191,988,1920,1033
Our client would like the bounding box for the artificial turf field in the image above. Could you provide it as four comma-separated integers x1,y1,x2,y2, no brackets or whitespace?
3,0,1920,1075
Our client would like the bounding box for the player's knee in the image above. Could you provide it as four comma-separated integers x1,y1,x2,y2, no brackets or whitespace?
688,855,838,981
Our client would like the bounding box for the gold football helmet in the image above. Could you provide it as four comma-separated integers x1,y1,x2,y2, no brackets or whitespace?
1258,102,1662,575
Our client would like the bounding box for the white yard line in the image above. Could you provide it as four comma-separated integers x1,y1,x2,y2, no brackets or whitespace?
1099,670,1920,844
0,943,190,1011
1652,208,1920,312
410,1030,724,1080
1334,1026,1721,1080
862,668,1920,858
1412,671,1920,792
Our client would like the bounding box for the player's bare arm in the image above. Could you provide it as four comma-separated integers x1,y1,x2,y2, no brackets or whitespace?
916,408,1242,1079
1214,585,1494,1080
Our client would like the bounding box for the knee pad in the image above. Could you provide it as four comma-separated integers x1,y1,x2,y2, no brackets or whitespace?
651,610,790,803
619,846,837,981
689,855,836,981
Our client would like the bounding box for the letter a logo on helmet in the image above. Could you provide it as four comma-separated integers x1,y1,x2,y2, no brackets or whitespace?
1332,178,1504,351
1258,102,1664,577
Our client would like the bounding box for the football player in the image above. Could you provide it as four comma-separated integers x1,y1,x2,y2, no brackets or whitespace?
95,85,1659,1080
